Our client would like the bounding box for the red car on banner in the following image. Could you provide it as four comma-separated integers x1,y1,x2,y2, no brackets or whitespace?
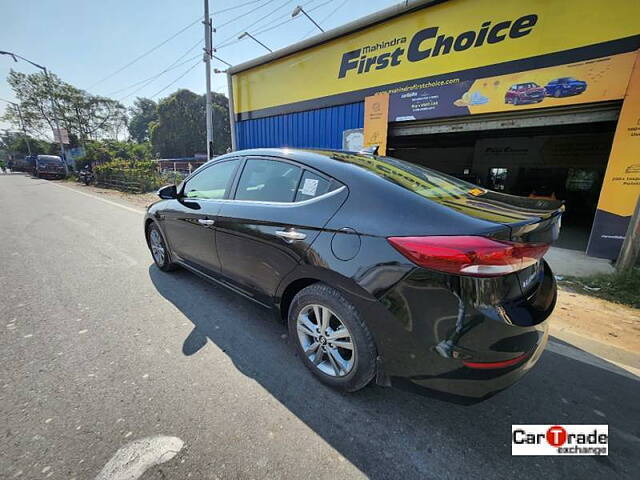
505,82,546,105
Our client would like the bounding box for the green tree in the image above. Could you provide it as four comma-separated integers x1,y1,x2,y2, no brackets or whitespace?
0,131,57,156
2,70,128,146
150,89,231,158
79,139,152,169
128,97,158,143
211,92,232,155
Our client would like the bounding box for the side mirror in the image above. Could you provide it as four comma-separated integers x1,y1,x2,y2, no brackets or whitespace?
157,184,177,199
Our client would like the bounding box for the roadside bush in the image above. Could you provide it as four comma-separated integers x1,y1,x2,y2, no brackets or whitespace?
559,268,640,309
95,158,162,192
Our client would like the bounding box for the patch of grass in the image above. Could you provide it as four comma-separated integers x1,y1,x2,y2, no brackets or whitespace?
559,268,640,309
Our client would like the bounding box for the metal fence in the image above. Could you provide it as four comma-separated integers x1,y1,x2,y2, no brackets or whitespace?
95,170,187,193
155,160,205,176
95,173,145,193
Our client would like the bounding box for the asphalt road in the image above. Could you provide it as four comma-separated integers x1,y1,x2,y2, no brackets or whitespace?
1,173,639,480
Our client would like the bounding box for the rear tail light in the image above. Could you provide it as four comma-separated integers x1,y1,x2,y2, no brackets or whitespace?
387,236,549,277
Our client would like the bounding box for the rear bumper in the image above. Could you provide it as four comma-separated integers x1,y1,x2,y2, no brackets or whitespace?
360,260,557,402
397,324,548,402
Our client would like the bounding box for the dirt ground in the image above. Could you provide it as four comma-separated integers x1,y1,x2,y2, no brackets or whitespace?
552,288,640,353
57,178,640,354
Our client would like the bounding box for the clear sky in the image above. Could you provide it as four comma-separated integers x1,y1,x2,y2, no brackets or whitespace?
0,0,398,133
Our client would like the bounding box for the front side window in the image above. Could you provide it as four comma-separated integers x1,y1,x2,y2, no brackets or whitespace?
183,159,240,199
235,158,302,202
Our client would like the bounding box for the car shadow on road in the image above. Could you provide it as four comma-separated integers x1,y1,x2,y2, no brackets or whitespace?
148,265,640,480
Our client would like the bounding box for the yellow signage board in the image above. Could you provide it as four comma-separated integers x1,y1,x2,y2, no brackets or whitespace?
467,52,637,115
231,0,640,118
363,94,389,156
588,51,640,258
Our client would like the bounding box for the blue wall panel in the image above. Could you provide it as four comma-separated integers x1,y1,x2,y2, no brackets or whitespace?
236,101,364,150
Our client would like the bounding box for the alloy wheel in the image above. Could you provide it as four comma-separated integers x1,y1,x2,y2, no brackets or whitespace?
149,229,166,266
296,304,355,377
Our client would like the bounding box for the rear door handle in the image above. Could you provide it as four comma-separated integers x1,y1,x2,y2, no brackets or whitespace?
275,229,307,242
198,219,215,226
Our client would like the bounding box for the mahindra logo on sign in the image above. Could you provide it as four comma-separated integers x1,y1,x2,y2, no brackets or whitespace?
512,425,608,455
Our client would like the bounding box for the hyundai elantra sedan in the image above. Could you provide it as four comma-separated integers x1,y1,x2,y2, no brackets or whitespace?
144,148,562,401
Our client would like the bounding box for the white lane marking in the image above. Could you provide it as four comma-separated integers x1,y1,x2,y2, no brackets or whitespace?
95,435,183,480
546,340,640,381
49,182,145,215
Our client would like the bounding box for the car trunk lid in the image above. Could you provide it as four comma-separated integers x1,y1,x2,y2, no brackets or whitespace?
437,189,563,243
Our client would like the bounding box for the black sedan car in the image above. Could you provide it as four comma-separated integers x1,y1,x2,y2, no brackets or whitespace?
144,149,562,401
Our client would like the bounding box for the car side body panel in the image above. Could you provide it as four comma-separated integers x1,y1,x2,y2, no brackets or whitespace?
215,186,349,305
159,198,225,273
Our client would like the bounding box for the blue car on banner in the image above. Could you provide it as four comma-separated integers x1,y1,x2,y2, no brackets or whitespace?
544,77,587,97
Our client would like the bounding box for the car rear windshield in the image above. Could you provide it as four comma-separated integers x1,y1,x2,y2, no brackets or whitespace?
327,152,485,201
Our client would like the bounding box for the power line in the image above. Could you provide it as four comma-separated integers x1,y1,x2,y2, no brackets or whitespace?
109,0,274,96
150,60,201,99
299,0,347,39
216,0,265,15
214,0,279,29
255,0,333,35
216,0,291,48
87,17,204,90
108,38,203,97
248,0,317,36
88,2,268,94
119,53,203,102
218,0,333,50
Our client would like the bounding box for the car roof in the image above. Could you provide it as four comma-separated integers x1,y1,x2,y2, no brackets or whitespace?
211,148,379,180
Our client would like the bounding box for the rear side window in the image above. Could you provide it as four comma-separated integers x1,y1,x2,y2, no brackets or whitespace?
183,159,240,199
294,170,331,202
325,151,485,201
235,159,301,202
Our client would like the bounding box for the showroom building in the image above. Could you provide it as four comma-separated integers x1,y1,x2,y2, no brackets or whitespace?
227,0,640,259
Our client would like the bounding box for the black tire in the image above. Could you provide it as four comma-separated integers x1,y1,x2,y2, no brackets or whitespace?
146,223,177,272
553,89,562,98
513,96,520,105
288,283,377,392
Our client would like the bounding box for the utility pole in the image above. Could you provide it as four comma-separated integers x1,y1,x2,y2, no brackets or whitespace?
204,0,214,159
43,68,66,161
